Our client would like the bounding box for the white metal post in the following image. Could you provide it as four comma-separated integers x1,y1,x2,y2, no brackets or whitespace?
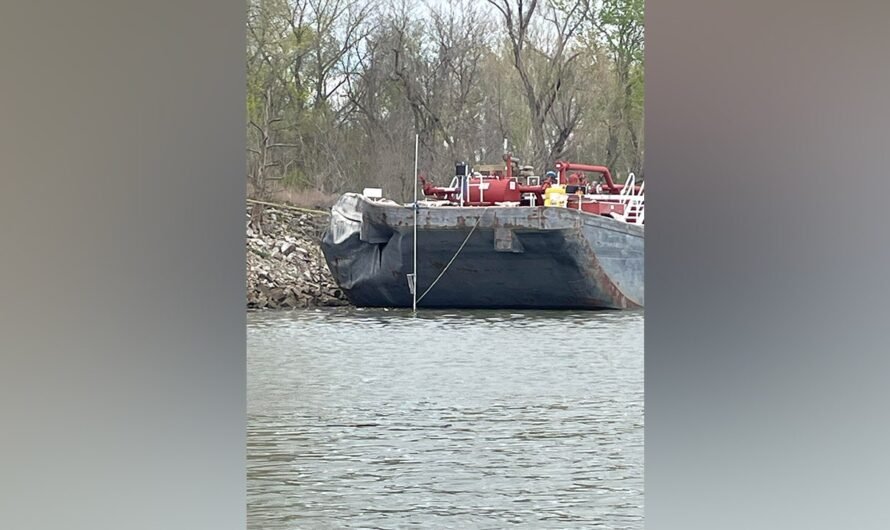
412,133,419,312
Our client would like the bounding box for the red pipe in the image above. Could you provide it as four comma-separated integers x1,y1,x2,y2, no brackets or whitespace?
554,161,640,194
517,184,548,193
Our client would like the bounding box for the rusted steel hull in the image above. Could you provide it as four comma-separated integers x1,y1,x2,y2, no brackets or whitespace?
320,193,643,310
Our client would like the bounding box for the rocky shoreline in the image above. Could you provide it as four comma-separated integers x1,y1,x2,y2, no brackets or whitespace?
246,203,349,310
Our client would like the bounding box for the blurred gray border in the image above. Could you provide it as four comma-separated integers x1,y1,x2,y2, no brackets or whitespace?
1,2,246,529
3,1,890,529
646,1,890,528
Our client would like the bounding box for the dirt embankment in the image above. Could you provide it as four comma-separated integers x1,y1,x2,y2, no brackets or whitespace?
246,203,349,309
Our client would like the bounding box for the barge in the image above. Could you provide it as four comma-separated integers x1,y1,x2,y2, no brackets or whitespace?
320,154,644,310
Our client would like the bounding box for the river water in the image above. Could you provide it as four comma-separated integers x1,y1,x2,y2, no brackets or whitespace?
248,308,643,529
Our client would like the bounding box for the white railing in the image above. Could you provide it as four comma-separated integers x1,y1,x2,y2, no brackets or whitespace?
634,181,645,224
614,173,644,225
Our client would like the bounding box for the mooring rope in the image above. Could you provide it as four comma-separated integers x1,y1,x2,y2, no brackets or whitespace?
246,198,330,216
415,208,489,304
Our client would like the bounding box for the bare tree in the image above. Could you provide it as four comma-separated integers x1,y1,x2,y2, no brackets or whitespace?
582,0,644,173
486,0,586,168
245,0,645,202
247,88,297,233
307,0,373,110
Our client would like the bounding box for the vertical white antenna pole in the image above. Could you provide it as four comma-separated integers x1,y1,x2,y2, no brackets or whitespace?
412,133,419,312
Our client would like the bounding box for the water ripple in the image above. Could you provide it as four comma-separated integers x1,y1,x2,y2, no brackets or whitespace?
248,308,643,528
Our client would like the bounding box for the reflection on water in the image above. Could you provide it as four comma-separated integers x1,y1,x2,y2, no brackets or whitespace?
248,308,643,528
